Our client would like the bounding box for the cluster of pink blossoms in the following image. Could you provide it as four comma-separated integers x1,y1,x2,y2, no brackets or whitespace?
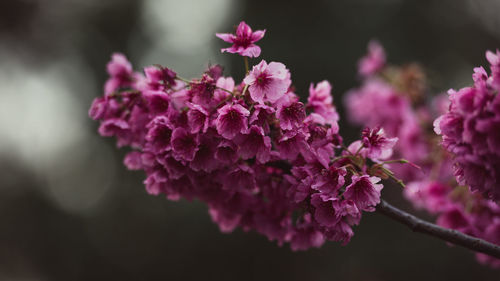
434,50,500,202
345,41,432,182
345,42,500,267
89,22,401,250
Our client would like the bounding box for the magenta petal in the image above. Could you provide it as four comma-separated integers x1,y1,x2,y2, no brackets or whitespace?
248,84,265,103
265,79,290,102
344,175,383,212
220,47,238,54
251,30,266,42
267,62,287,79
215,33,235,43
216,104,250,139
171,127,199,161
216,21,265,58
241,45,261,58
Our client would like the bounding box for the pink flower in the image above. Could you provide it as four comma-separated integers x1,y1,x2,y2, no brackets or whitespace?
234,125,271,163
205,64,224,80
277,130,309,161
144,90,170,114
435,50,500,201
190,74,216,107
158,156,186,180
144,65,177,91
145,116,173,153
123,151,143,170
323,220,354,246
89,97,107,120
209,207,241,233
223,164,256,192
306,81,340,126
345,79,410,137
190,133,219,172
169,88,189,110
276,101,306,130
144,170,167,196
249,104,275,134
171,127,199,161
216,104,250,139
98,118,129,138
343,175,383,211
243,60,290,103
361,127,398,160
338,200,361,226
308,80,333,106
486,49,500,88
187,102,210,134
290,213,325,251
107,53,132,79
104,53,135,95
311,165,347,194
216,21,265,58
311,193,341,227
214,77,234,104
358,40,386,77
215,140,239,164
305,121,339,149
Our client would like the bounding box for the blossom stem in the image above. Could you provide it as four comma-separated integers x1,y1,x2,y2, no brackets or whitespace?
381,159,421,170
381,159,409,164
377,200,500,259
175,76,192,84
241,84,249,96
244,57,249,74
380,167,405,187
175,76,234,95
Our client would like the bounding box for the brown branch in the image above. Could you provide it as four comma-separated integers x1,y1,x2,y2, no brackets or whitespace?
377,199,500,259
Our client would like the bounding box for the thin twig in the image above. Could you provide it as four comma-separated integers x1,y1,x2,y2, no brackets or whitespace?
244,57,249,74
176,76,234,95
377,199,500,259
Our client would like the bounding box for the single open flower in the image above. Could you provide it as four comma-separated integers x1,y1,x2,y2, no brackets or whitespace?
216,104,250,140
343,175,383,212
243,60,290,104
216,21,266,57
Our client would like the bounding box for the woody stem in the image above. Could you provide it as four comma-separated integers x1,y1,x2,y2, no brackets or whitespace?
377,199,500,259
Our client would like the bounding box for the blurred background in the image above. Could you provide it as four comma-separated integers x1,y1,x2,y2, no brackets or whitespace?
1,0,499,280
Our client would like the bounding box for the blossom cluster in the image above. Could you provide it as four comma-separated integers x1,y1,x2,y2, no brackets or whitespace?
345,42,500,267
89,22,399,250
345,42,432,182
434,50,500,202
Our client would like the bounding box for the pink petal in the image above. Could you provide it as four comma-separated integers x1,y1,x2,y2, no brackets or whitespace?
264,79,290,102
267,62,287,79
486,50,500,65
215,33,235,43
251,29,266,42
249,84,265,104
243,72,256,85
220,47,239,54
236,21,252,37
241,45,261,58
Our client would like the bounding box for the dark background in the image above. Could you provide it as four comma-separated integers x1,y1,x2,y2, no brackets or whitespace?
1,0,499,280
